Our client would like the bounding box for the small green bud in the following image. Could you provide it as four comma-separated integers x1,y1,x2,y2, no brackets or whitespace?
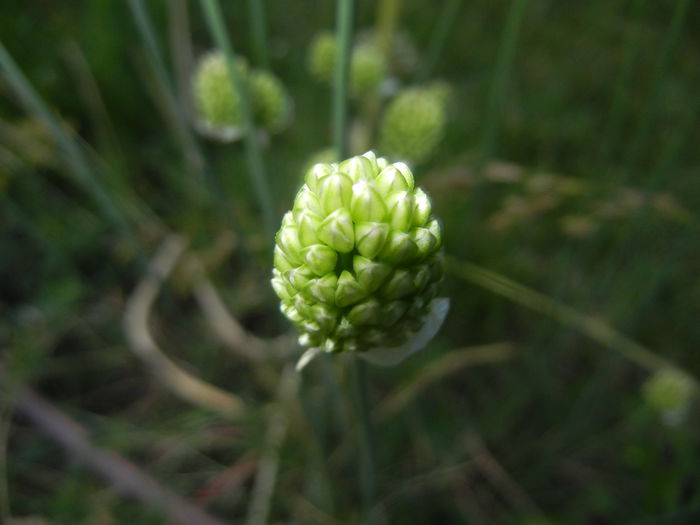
350,43,386,98
272,151,447,362
318,208,355,253
302,244,338,276
193,51,246,129
350,180,388,222
307,32,337,84
643,368,695,418
379,85,448,164
354,221,390,259
335,270,368,308
249,70,292,132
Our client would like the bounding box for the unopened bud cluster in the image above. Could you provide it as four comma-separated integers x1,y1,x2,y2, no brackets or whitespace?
193,51,291,134
643,368,695,414
380,85,447,165
272,151,444,354
307,33,386,98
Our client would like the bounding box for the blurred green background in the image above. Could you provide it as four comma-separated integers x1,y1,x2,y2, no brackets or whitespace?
1,0,699,523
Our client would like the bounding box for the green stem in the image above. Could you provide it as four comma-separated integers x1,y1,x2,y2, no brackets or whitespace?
418,0,461,82
0,41,138,252
352,356,377,524
200,0,275,238
446,257,696,384
127,0,206,188
622,0,691,180
477,0,528,165
247,0,270,69
333,0,354,160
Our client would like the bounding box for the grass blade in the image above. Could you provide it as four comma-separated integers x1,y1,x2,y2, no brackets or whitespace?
199,0,275,238
333,0,354,160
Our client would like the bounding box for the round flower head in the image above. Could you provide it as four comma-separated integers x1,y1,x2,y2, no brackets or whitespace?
272,151,448,366
250,70,292,133
307,32,337,84
379,85,447,165
193,51,248,130
350,43,386,98
642,367,695,425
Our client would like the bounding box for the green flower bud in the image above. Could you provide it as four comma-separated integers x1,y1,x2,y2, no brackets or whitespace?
249,70,292,132
192,51,291,138
272,152,447,362
307,33,386,100
642,368,695,423
307,32,337,84
379,85,448,164
350,43,386,98
193,51,247,129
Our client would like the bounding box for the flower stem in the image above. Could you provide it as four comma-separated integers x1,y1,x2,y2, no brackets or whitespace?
199,0,275,238
247,0,270,70
333,0,354,160
417,0,461,82
352,355,378,524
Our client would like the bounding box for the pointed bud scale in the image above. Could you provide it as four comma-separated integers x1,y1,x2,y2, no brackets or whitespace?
411,227,438,260
305,273,337,305
294,187,323,216
347,298,382,326
285,265,315,292
353,256,391,292
335,270,367,308
376,166,410,194
386,190,415,231
412,188,432,227
272,151,446,358
277,226,303,264
318,208,355,253
350,180,387,222
305,162,333,192
295,209,322,246
274,245,296,272
354,221,390,259
301,244,338,276
341,155,375,182
379,231,419,265
379,268,416,300
393,162,415,190
319,172,353,214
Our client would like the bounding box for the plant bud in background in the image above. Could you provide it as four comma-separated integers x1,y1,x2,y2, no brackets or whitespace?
642,367,695,426
250,70,292,132
307,32,337,84
272,151,448,366
350,43,386,98
379,85,447,165
193,51,248,129
192,51,291,138
307,32,386,99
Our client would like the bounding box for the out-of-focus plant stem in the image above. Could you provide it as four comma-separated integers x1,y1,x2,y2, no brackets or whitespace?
247,0,270,70
418,0,461,82
333,0,354,160
200,0,275,239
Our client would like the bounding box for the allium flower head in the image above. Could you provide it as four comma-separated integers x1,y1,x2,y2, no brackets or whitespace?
379,85,447,165
193,51,248,129
643,367,695,425
192,51,291,138
272,151,448,366
307,32,337,84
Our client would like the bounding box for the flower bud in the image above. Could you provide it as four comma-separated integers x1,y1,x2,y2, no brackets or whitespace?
379,85,448,164
272,151,447,362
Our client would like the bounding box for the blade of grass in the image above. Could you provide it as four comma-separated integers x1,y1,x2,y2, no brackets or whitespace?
247,0,270,69
333,0,354,160
0,40,138,251
446,257,694,381
127,0,206,190
199,0,275,238
598,0,647,169
417,0,462,82
622,0,692,180
477,0,528,164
